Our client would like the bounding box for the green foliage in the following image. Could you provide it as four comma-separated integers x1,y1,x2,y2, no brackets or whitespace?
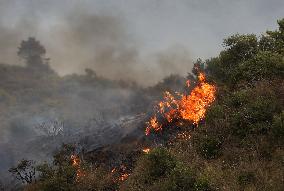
222,34,258,64
197,136,222,159
206,19,284,86
271,111,284,140
152,164,196,191
263,18,284,54
205,104,226,124
194,178,211,191
25,144,78,191
122,148,214,191
145,147,177,180
234,51,284,83
219,83,281,138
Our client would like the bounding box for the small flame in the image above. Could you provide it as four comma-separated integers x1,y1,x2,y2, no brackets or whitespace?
71,154,80,166
111,165,131,182
119,173,130,181
70,154,84,181
176,132,191,141
146,72,216,135
145,115,162,135
142,148,150,154
186,80,190,88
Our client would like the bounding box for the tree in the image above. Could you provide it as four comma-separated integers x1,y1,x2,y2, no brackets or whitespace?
260,18,284,54
17,37,47,67
192,58,205,77
9,159,36,184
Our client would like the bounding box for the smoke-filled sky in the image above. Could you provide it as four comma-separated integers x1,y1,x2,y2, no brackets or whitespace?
0,0,283,85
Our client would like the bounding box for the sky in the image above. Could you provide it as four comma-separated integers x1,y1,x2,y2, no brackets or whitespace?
0,0,283,85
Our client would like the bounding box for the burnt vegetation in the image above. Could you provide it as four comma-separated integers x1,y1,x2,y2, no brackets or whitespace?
0,19,283,190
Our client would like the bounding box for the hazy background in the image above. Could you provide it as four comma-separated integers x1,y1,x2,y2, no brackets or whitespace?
0,0,283,85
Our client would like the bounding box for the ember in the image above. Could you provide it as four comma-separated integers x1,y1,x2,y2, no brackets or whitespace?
119,173,130,181
70,154,84,181
176,131,191,141
142,148,150,154
146,72,216,135
111,165,131,182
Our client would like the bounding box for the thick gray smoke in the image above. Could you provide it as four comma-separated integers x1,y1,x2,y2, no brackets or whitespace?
0,1,192,188
0,1,193,86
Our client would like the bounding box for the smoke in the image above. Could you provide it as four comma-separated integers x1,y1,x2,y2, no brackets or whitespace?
0,1,193,86
0,1,192,187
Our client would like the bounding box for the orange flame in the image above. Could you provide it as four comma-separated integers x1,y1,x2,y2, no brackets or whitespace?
176,132,191,141
111,168,116,173
70,154,84,181
145,115,162,135
111,165,131,182
146,72,216,135
142,148,150,154
119,173,130,181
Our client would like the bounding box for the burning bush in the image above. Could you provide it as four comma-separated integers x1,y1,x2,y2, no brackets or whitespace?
146,72,216,135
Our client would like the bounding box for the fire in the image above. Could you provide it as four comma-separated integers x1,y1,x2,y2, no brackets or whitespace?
176,131,191,141
119,173,130,181
70,154,84,181
186,80,190,88
142,148,150,154
71,154,80,166
145,115,162,135
146,72,216,135
111,165,131,182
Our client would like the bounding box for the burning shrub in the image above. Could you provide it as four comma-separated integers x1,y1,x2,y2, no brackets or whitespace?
146,72,216,135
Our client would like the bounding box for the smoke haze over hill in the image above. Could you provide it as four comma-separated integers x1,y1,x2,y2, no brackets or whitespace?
0,0,283,85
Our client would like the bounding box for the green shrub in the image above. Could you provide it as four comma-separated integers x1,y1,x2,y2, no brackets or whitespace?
205,104,226,123
168,164,196,191
198,136,222,159
271,111,284,140
235,51,284,83
226,90,250,108
154,164,196,191
247,96,278,123
194,178,212,191
145,147,177,179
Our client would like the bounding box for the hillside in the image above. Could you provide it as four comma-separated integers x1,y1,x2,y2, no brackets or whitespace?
3,19,284,191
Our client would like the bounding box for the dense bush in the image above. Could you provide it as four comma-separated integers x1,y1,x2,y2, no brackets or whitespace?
271,111,284,140
197,136,222,159
122,148,213,191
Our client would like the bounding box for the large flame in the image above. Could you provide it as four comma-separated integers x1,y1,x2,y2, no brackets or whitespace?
146,72,216,135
